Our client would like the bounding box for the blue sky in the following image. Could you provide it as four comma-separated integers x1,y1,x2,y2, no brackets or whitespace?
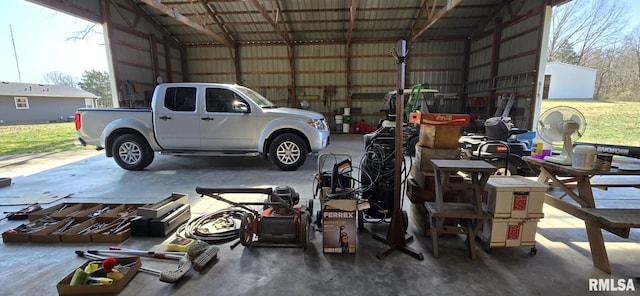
0,0,108,84
1,0,640,85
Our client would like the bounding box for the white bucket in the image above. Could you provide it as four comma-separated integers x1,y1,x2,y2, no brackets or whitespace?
335,115,343,124
343,107,351,116
572,145,597,170
342,123,350,133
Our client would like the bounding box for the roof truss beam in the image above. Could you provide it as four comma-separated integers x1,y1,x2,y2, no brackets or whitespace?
138,0,233,47
250,0,291,44
408,0,462,44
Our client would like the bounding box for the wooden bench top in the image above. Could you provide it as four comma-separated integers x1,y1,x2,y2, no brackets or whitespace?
526,175,640,188
580,208,640,228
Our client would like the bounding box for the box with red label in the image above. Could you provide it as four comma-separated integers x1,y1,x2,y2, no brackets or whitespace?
482,176,547,219
409,112,471,126
478,217,539,248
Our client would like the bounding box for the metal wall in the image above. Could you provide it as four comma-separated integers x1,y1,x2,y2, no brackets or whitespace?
467,1,545,128
102,1,183,107
31,0,548,130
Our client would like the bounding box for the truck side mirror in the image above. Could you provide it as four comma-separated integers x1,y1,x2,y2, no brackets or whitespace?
232,101,249,112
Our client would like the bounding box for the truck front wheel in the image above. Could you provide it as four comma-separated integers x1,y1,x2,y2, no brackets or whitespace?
112,134,154,171
269,134,307,171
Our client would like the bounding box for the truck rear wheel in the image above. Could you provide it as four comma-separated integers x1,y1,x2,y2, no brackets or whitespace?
269,134,307,171
112,134,154,171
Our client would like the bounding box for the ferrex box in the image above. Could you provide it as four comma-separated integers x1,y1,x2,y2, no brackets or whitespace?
322,199,368,254
322,208,356,254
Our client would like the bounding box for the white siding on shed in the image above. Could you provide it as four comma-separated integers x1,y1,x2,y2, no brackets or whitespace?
545,62,596,99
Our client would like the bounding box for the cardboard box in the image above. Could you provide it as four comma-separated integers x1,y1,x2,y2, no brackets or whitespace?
31,217,77,243
320,188,369,254
92,228,131,243
322,206,357,254
57,257,140,295
2,229,31,243
92,216,132,243
100,204,142,218
59,218,96,243
482,176,548,219
28,203,72,221
418,125,461,149
50,203,103,221
478,218,539,248
2,217,61,243
137,193,188,219
414,145,460,172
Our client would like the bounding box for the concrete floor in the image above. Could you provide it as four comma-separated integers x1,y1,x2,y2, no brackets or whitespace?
0,134,639,296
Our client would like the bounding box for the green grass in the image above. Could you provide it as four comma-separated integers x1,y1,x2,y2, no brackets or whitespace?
540,100,640,147
0,122,92,155
0,100,638,155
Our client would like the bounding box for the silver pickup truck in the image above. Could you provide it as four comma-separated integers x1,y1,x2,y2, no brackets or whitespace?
75,83,330,171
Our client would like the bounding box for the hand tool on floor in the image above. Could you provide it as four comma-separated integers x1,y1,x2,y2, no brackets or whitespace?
2,203,42,221
101,243,219,272
90,249,184,260
75,250,190,283
107,240,208,261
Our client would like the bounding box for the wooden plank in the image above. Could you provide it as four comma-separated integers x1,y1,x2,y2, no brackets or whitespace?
544,195,633,238
430,160,497,172
425,202,486,219
580,209,640,228
566,176,640,189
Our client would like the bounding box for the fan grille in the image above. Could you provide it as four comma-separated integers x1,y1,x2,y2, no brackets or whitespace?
536,106,586,144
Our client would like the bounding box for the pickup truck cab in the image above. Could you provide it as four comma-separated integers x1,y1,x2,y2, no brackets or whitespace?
75,83,330,171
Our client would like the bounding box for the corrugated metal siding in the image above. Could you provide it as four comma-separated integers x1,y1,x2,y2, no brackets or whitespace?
104,0,185,106
466,1,544,128
30,0,550,129
409,39,466,97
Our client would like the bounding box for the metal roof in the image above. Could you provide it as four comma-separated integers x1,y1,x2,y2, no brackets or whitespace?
133,0,531,46
0,82,99,98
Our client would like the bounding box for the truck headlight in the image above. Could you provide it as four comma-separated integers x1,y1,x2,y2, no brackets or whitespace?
308,119,328,130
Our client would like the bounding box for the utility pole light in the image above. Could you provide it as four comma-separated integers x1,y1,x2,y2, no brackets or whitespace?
9,24,22,82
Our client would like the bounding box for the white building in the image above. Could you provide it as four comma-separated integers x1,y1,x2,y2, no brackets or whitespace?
544,61,597,99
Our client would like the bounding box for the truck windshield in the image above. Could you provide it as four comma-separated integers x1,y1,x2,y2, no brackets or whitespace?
236,86,277,108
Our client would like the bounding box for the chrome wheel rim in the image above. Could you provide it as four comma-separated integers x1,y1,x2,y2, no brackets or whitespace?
276,140,300,165
119,142,142,165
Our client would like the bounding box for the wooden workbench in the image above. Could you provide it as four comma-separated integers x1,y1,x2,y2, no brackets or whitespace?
524,156,640,274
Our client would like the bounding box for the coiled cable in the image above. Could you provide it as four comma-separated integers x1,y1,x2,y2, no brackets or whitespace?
175,207,249,244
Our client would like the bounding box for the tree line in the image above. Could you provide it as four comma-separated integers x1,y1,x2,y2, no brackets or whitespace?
548,0,640,101
43,69,112,107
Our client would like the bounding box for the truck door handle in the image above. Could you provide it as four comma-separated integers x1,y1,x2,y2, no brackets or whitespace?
159,115,172,120
201,117,214,121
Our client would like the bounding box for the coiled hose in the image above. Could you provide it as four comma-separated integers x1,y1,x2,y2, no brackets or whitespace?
175,207,249,244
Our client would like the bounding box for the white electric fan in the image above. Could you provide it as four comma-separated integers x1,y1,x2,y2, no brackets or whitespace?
536,106,586,165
